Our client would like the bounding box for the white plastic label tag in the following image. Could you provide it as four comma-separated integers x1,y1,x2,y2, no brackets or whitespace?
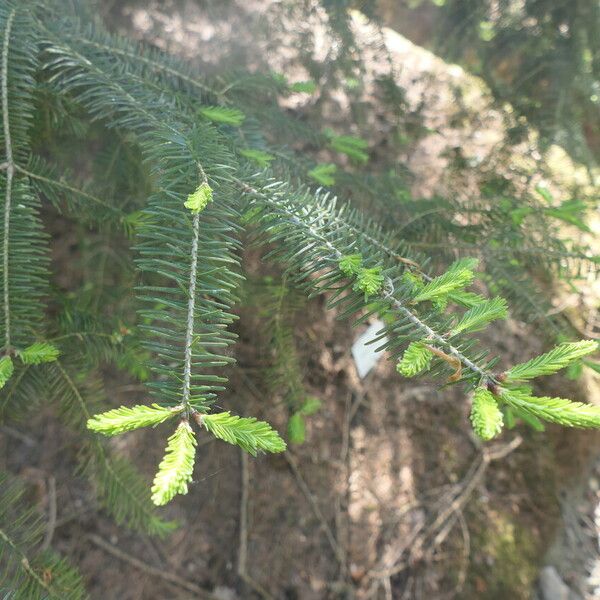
351,319,387,378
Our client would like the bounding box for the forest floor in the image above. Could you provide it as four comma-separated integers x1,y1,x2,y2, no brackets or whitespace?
2,1,599,598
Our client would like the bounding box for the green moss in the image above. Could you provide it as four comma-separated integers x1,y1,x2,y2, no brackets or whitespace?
466,509,539,599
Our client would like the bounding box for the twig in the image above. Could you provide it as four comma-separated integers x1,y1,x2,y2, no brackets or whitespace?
284,450,346,566
41,476,57,551
237,450,275,600
88,534,217,599
334,391,359,583
239,368,346,570
400,575,414,600
54,506,96,529
369,436,522,580
484,435,522,462
238,450,248,577
1,8,16,350
181,208,201,416
0,425,36,446
383,576,393,600
239,563,275,598
450,511,470,599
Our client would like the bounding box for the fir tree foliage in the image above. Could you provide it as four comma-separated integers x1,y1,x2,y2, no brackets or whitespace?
201,411,287,456
411,259,476,304
309,163,337,186
0,354,12,388
0,473,86,599
287,412,306,444
243,275,319,445
183,181,213,214
353,266,384,298
151,421,197,506
450,297,508,335
49,359,175,536
431,0,600,167
504,341,598,382
470,387,504,441
0,0,596,536
396,341,433,377
288,397,321,444
327,132,369,163
498,388,600,429
199,106,246,127
239,148,274,167
17,341,59,365
289,80,317,94
87,403,183,436
338,253,363,277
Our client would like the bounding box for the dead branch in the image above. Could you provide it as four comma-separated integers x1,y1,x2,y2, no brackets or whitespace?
237,449,275,600
285,450,346,566
367,436,522,582
41,476,57,551
88,533,217,599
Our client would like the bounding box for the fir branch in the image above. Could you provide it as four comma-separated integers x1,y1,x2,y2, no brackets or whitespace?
1,7,16,350
55,362,173,536
38,23,182,139
499,387,600,428
200,411,286,456
412,264,475,304
0,473,87,599
450,297,508,335
396,341,432,377
238,177,494,381
38,25,242,409
70,31,226,100
0,7,47,352
42,24,500,394
182,209,201,414
0,353,12,388
199,106,245,126
180,166,215,416
504,340,598,382
151,421,197,506
470,388,503,441
87,404,183,436
16,162,121,218
3,3,595,526
17,341,59,365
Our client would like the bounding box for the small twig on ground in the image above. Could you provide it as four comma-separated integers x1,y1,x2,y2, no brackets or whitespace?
285,450,346,566
450,510,470,599
335,391,358,581
368,436,522,581
88,533,217,599
54,506,96,529
0,425,36,446
41,476,57,551
239,572,274,600
237,449,275,600
484,435,522,462
382,576,393,600
238,450,248,577
400,575,415,600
